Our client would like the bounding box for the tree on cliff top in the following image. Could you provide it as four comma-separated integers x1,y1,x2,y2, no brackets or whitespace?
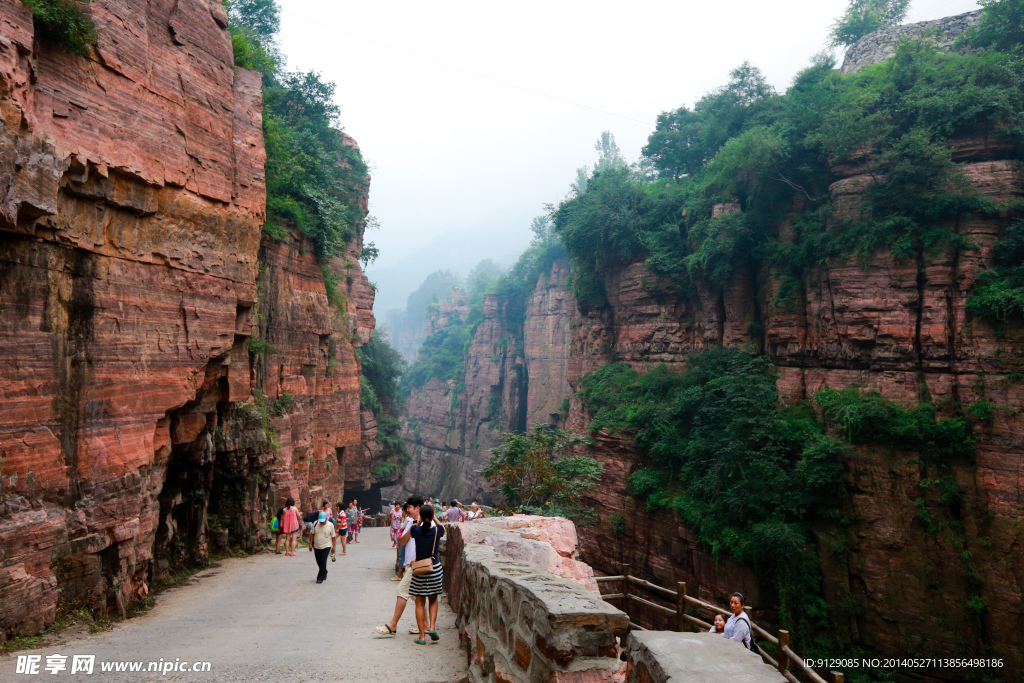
226,0,367,268
829,0,912,47
960,0,1024,52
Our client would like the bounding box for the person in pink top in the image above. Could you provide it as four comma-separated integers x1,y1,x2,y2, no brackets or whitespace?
280,497,301,556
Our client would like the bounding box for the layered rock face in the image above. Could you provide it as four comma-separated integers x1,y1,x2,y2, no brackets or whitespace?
0,0,383,641
389,294,520,505
563,147,1024,672
391,260,575,505
402,153,1023,670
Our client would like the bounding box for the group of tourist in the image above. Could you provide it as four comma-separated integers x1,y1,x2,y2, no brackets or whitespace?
270,498,370,583
272,494,754,652
385,498,482,547
376,496,455,644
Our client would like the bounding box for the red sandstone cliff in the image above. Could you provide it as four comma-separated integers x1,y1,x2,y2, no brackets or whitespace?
398,147,1023,672
0,0,384,642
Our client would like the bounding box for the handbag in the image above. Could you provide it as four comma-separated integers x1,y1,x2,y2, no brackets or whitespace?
410,525,440,576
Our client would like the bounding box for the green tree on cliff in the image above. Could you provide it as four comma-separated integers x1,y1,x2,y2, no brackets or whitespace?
829,0,912,47
22,0,97,55
480,425,602,518
226,0,367,268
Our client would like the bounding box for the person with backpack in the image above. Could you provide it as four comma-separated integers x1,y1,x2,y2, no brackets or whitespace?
724,592,753,649
272,506,285,555
408,503,444,645
307,511,337,584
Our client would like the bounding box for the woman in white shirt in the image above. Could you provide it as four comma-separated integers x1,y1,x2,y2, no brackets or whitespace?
722,592,752,649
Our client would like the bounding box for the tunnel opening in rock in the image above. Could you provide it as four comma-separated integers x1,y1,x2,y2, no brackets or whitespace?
342,485,382,515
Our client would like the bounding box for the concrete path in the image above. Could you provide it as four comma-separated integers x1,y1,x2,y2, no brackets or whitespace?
0,528,467,683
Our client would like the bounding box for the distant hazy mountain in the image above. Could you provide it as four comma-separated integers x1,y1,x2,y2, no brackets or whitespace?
366,227,531,316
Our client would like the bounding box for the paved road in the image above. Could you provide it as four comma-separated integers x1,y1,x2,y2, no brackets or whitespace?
0,528,467,683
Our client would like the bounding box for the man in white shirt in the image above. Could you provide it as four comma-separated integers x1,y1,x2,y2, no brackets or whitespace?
374,496,422,637
307,512,336,584
467,502,482,520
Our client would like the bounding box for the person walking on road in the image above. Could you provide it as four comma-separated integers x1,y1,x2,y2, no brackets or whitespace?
389,502,403,548
280,497,301,556
374,497,422,636
308,512,337,583
409,504,444,644
334,500,347,555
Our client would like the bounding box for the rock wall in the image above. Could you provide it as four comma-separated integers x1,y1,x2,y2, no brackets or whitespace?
445,516,627,683
390,260,574,505
399,155,1023,673
840,10,981,74
562,146,1024,674
0,0,383,641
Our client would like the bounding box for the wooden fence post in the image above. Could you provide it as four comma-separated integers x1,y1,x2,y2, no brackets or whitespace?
676,582,687,632
621,564,631,629
778,630,790,674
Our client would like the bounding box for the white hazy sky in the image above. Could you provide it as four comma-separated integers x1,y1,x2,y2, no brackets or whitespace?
276,0,981,312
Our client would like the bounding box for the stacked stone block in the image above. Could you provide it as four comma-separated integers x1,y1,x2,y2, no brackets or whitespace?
446,521,628,683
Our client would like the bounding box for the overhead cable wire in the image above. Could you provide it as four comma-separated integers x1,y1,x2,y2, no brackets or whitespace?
281,11,655,128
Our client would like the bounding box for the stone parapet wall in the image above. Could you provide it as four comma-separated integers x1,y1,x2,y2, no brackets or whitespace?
840,10,981,74
445,517,627,683
624,632,784,683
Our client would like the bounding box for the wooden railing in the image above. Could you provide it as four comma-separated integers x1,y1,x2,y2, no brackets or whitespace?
596,564,843,683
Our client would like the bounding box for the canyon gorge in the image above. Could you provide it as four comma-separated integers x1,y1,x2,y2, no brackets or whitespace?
391,11,1024,677
0,1,1022,681
0,0,399,644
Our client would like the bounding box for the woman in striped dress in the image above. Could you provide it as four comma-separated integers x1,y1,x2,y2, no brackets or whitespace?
407,504,444,644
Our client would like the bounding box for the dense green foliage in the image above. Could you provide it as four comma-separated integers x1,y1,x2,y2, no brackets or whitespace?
357,330,410,470
555,2,1024,303
489,217,567,331
226,0,367,266
23,0,96,55
480,425,602,520
829,0,911,47
960,0,1024,52
579,350,847,646
578,349,980,649
401,261,502,390
816,387,975,464
966,219,1024,323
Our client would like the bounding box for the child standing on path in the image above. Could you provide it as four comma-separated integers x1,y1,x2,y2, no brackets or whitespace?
273,506,285,554
334,500,347,555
